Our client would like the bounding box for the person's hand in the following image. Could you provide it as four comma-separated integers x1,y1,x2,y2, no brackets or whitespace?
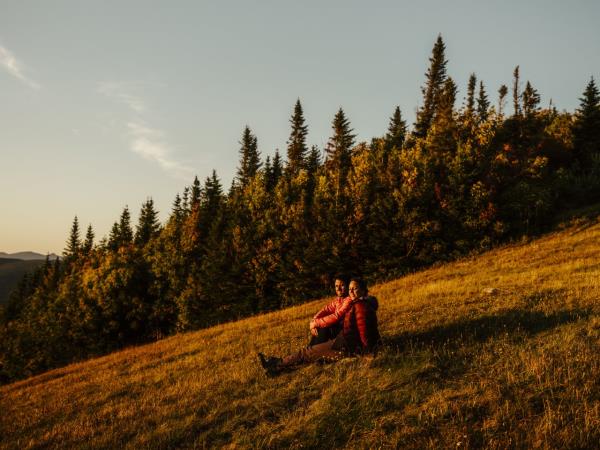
310,319,318,336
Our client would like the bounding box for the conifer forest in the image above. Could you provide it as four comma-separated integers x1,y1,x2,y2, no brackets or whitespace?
2,36,600,383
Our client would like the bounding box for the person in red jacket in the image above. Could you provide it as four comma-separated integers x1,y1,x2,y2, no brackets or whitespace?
258,277,380,375
308,274,351,345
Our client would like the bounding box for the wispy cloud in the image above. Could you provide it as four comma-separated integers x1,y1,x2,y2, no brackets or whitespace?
0,45,40,89
127,121,193,180
97,81,145,113
99,81,193,180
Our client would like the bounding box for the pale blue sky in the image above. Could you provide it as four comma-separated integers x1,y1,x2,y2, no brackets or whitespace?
1,0,599,254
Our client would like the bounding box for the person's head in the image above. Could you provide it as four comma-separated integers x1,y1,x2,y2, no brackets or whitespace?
334,273,349,298
348,277,368,300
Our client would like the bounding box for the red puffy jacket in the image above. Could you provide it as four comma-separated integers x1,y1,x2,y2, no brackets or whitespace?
342,296,380,354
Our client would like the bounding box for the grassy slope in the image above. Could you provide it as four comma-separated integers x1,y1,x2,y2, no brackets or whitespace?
1,216,599,449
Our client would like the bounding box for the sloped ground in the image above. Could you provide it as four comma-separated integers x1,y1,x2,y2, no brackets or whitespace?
1,214,599,449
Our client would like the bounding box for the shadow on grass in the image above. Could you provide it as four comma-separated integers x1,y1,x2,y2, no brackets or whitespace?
385,308,590,352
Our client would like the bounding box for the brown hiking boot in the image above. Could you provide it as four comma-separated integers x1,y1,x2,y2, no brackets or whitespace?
257,353,283,376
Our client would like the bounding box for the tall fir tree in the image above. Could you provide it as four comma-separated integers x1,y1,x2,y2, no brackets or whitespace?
236,126,261,188
325,108,356,172
465,73,477,120
573,76,600,166
414,34,448,138
64,216,81,258
477,81,490,122
498,84,508,116
286,99,309,176
271,150,283,188
190,176,202,209
512,66,521,116
135,198,160,246
82,224,95,255
385,106,407,150
522,81,541,117
306,145,322,176
118,206,133,246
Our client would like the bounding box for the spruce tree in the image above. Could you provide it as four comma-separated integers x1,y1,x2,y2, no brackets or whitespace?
498,84,508,116
385,106,407,150
82,224,94,255
573,77,600,166
108,221,121,251
477,81,490,122
286,99,309,176
171,193,183,222
182,186,190,212
465,73,477,119
306,145,322,176
271,150,283,187
190,176,202,209
64,216,81,257
118,206,133,245
522,81,541,117
512,66,521,116
236,126,261,187
414,34,448,138
325,108,356,172
135,198,160,246
202,170,224,218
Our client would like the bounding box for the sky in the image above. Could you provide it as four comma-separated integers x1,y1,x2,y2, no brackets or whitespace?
1,0,599,254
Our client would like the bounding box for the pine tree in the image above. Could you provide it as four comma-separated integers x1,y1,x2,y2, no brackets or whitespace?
325,108,356,173
385,106,407,150
236,126,261,188
64,216,81,257
182,186,190,212
118,206,133,245
512,66,521,116
573,77,600,166
465,73,477,120
414,34,448,137
498,84,508,116
107,221,121,251
171,193,183,222
477,81,490,122
306,145,322,176
286,99,309,176
522,81,541,117
271,150,283,188
82,224,94,255
135,198,160,246
190,176,202,209
202,170,224,218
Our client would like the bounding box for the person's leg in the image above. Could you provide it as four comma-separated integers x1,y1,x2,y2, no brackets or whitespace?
281,339,343,367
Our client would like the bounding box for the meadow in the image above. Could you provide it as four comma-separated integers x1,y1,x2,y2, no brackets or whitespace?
1,212,599,449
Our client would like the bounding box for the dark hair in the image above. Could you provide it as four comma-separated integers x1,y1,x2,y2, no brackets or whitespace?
349,277,368,294
333,273,350,285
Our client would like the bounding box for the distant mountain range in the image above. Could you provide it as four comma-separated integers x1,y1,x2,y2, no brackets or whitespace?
0,251,59,261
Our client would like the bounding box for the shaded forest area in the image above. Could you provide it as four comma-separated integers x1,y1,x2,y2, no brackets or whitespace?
2,36,600,383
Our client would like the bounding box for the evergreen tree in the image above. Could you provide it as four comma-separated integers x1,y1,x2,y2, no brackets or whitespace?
118,206,133,245
171,193,183,223
190,176,202,209
306,145,322,176
271,150,283,188
82,224,94,255
522,81,541,117
135,198,160,246
325,108,356,173
286,99,309,176
385,106,407,150
498,84,508,116
202,170,224,217
512,66,521,116
236,126,261,188
414,34,448,137
64,216,81,258
182,186,190,212
107,221,121,251
573,77,600,166
465,73,477,120
477,81,490,122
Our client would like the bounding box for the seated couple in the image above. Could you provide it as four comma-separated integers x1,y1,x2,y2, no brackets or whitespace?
258,275,380,375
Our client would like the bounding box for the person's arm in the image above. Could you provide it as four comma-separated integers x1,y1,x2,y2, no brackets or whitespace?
313,296,352,329
313,299,337,320
354,300,378,352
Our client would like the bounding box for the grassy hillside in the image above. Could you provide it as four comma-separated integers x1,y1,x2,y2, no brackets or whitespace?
0,259,44,305
1,215,599,449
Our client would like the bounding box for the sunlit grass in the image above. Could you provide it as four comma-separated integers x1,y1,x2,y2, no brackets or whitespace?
1,214,599,449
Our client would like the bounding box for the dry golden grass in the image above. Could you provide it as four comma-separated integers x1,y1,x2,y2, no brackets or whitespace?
1,214,599,449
